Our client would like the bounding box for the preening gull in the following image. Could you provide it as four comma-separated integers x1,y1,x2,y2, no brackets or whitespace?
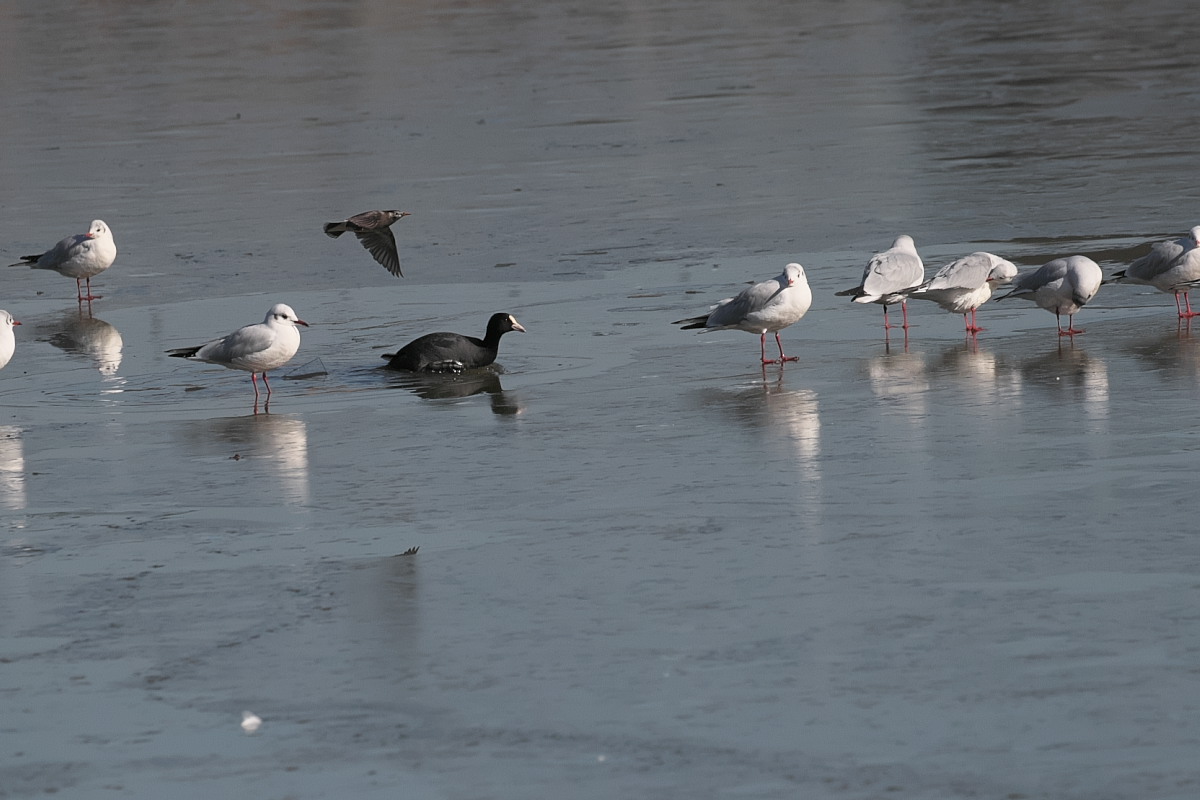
995,256,1102,336
904,252,1017,333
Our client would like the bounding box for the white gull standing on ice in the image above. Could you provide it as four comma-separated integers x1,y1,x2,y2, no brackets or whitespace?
0,311,20,370
903,252,1017,334
1110,226,1200,318
995,255,1102,336
674,263,812,364
167,303,308,401
11,219,116,302
836,235,925,330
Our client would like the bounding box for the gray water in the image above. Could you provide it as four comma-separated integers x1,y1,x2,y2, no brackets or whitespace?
2,1,1200,798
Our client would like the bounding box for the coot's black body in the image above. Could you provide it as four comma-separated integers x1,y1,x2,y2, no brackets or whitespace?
383,312,526,373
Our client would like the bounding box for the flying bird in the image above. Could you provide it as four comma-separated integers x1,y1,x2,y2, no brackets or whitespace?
673,262,813,364
167,303,308,400
836,235,924,330
12,219,116,302
324,210,410,277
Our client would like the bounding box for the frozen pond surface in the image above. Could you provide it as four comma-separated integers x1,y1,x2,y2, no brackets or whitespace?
2,1,1200,798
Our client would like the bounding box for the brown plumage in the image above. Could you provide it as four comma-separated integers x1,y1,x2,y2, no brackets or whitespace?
324,210,410,277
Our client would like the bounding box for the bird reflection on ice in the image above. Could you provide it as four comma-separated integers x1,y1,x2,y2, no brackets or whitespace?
196,414,311,505
0,425,27,511
866,348,929,418
1124,324,1200,382
1013,341,1110,429
384,368,525,416
926,340,1021,406
47,310,124,380
691,367,822,500
758,369,821,473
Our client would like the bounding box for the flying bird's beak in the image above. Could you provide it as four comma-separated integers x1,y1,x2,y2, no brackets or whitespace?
11,320,20,326
295,319,309,327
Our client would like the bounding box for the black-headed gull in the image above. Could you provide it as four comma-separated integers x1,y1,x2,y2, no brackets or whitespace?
836,235,925,330
11,220,116,302
0,311,20,370
167,303,308,399
382,312,525,373
903,252,1017,334
674,262,812,364
1110,226,1200,318
324,210,410,277
995,255,1103,336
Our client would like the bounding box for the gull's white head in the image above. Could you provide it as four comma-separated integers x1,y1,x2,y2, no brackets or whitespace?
783,262,806,286
987,257,1018,284
266,303,309,328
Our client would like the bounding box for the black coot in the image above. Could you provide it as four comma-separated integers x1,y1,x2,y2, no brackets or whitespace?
383,312,526,372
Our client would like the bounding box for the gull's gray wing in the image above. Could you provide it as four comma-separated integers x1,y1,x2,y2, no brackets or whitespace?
861,248,923,297
705,277,784,328
922,252,997,291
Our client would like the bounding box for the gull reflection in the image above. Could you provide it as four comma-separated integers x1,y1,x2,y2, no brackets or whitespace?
1013,341,1110,429
46,309,123,378
690,367,823,497
866,348,929,419
926,340,1020,406
384,368,526,416
758,369,822,472
190,413,311,505
1124,324,1200,382
0,425,27,511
